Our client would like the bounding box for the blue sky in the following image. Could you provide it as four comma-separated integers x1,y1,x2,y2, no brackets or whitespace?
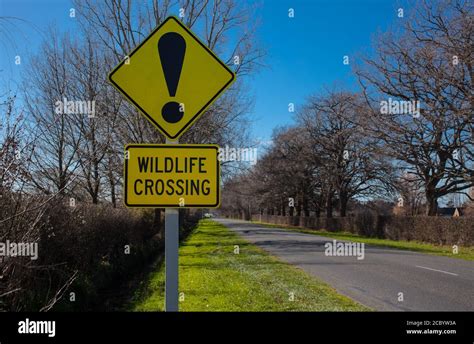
250,0,408,143
0,0,408,143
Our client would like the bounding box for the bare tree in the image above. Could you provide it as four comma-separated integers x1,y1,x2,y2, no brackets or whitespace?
67,35,121,204
393,172,426,216
72,0,264,223
73,0,263,150
355,0,474,215
298,91,393,217
23,31,81,195
0,96,25,192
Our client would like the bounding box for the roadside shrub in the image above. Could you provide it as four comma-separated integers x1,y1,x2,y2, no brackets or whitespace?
37,203,158,311
251,214,473,246
383,216,415,241
354,211,375,237
0,198,198,311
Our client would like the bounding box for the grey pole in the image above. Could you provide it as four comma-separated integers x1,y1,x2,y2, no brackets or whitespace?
165,138,179,312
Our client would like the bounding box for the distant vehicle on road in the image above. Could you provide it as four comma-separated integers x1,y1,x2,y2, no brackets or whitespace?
203,213,214,218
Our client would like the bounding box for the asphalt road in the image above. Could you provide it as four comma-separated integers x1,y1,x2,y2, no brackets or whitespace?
215,218,474,311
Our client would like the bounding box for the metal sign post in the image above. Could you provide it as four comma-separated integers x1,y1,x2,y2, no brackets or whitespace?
165,138,179,312
165,207,179,311
109,16,235,313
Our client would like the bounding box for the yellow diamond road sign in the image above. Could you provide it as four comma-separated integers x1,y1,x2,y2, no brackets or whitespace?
124,144,220,208
109,16,235,140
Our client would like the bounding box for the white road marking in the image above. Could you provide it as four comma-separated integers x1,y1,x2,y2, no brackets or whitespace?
415,265,458,276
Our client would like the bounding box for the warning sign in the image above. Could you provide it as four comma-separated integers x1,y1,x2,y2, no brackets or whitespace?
124,144,220,207
108,16,235,140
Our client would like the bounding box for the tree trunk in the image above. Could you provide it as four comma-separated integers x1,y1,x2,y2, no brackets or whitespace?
339,194,348,217
303,196,310,217
315,206,321,218
325,193,333,218
426,194,438,216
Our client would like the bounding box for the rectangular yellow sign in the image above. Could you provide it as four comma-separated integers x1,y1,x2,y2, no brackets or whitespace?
124,144,220,208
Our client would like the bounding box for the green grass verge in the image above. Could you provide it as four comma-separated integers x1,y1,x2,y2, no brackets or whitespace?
253,221,474,261
130,219,369,311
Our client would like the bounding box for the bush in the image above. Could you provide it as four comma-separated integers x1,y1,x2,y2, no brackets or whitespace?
251,214,473,246
0,198,198,311
354,211,375,237
38,203,159,311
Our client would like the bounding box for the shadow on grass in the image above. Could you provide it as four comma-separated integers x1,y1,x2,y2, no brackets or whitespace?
121,254,165,311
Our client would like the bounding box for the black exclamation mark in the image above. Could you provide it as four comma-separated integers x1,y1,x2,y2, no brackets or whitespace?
158,32,186,123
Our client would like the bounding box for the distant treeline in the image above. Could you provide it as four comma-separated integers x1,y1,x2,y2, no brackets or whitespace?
221,0,473,218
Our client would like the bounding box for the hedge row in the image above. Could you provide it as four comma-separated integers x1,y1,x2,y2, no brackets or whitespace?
0,199,198,311
249,213,474,246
